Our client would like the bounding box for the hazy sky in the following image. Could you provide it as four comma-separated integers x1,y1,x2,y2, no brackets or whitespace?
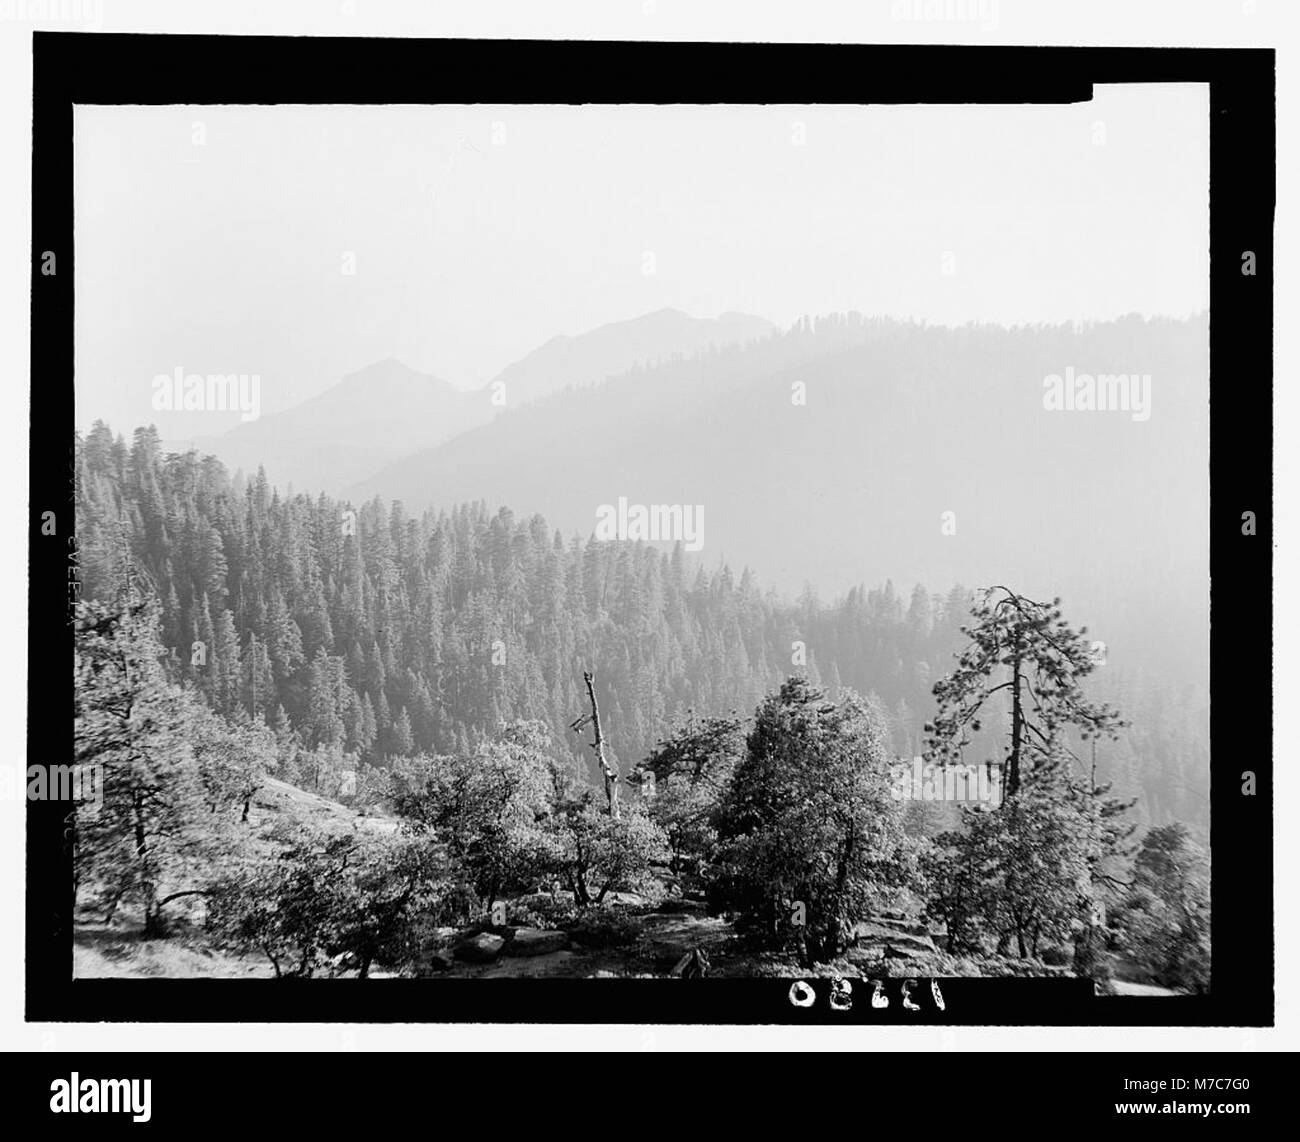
75,85,1207,432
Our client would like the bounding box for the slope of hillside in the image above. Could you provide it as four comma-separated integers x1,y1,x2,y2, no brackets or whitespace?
189,358,491,494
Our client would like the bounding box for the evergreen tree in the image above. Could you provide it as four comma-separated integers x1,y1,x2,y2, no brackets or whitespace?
925,586,1125,800
74,593,206,935
712,678,912,964
1112,823,1210,993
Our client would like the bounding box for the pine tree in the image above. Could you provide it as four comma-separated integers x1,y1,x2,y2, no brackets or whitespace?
242,632,274,718
306,648,346,748
212,607,242,715
925,586,1125,800
74,593,206,935
389,706,414,757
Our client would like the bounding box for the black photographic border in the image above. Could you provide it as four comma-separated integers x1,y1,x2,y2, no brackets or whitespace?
29,33,1274,1026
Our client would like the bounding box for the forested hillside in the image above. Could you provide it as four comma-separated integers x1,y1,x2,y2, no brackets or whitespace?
349,313,1210,696
74,421,1207,833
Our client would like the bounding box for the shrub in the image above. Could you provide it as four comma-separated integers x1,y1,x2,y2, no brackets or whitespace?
537,767,670,906
1039,943,1072,967
394,721,553,907
208,826,448,977
569,909,642,949
636,715,743,885
507,896,580,930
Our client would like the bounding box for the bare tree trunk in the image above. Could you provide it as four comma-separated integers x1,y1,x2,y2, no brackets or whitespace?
263,944,282,978
828,823,856,961
581,671,620,818
1007,644,1024,799
134,793,160,938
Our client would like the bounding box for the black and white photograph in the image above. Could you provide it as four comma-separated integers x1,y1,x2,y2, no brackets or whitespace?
67,90,1214,992
2,2,1290,1123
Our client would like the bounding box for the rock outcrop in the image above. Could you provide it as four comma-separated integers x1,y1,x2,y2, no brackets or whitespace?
453,932,507,963
506,929,569,957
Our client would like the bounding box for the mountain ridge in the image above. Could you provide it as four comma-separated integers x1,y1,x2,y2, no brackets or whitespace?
185,308,776,493
344,311,1209,689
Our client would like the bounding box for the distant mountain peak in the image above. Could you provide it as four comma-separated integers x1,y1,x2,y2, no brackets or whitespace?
339,357,443,386
644,305,691,320
484,307,775,406
182,308,776,497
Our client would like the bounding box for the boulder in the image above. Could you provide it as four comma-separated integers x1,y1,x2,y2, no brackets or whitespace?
656,898,706,915
602,891,652,908
847,921,937,955
875,916,930,937
506,928,569,957
426,951,455,972
454,932,506,963
886,933,938,954
455,922,515,942
883,941,936,960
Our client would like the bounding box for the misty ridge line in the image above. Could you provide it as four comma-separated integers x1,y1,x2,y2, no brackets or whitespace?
148,307,1201,448
333,307,1203,491
153,307,775,436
